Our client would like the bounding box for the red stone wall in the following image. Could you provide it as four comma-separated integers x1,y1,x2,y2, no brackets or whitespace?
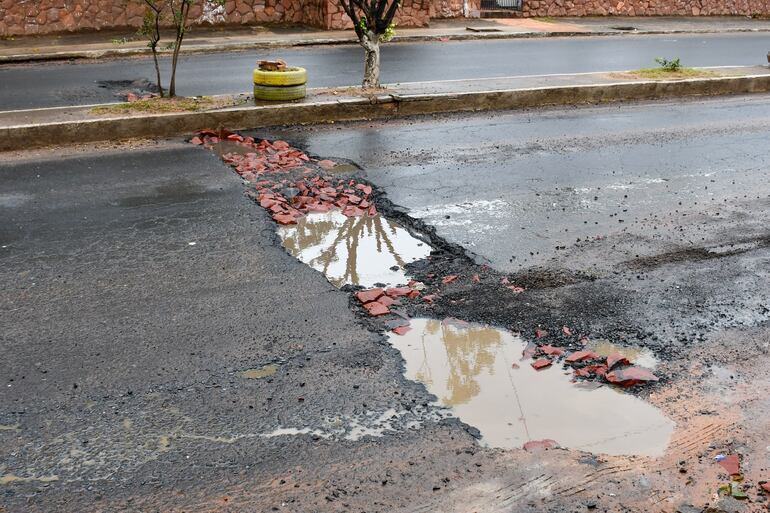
522,0,770,16
430,0,464,18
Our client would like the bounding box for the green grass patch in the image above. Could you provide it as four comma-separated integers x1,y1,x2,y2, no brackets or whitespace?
91,96,239,115
620,67,718,80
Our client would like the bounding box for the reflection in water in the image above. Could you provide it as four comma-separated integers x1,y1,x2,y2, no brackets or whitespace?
390,319,675,457
278,211,431,288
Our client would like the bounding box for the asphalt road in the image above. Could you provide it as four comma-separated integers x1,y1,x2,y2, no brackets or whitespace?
3,96,770,512
2,32,770,110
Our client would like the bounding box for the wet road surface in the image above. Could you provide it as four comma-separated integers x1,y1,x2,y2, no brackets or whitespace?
3,95,770,512
2,32,770,109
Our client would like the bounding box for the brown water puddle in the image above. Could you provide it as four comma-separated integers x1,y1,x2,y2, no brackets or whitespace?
389,319,674,457
277,211,431,288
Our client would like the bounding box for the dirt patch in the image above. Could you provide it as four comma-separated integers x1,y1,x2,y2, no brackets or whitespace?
91,95,244,115
611,68,719,81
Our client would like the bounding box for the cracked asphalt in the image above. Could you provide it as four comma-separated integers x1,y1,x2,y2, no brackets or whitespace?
3,94,770,513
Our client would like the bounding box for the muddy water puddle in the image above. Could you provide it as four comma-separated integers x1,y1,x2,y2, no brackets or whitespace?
389,319,674,456
278,211,431,288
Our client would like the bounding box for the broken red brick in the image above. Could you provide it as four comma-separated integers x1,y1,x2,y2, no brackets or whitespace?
535,329,548,339
273,140,290,150
392,325,412,336
471,274,480,283
760,482,770,494
363,301,390,316
385,287,412,298
522,439,559,452
522,342,537,359
605,366,659,387
407,290,420,299
511,363,520,369
540,345,563,356
318,159,337,169
606,352,632,370
442,275,458,285
423,294,438,304
377,296,400,307
562,326,573,337
272,214,297,225
565,351,600,363
190,136,203,145
507,285,525,293
717,454,741,476
355,288,384,303
355,183,373,195
531,358,553,370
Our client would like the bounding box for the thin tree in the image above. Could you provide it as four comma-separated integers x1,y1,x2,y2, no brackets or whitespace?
140,0,165,97
167,0,195,97
339,0,400,89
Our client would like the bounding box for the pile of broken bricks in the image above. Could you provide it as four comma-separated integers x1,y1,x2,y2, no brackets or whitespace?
192,130,377,225
522,332,659,387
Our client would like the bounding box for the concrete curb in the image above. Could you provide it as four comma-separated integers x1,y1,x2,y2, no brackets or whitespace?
3,73,770,152
2,27,770,64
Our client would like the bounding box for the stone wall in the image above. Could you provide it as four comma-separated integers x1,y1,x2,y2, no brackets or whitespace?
521,0,770,16
430,0,464,19
0,0,429,36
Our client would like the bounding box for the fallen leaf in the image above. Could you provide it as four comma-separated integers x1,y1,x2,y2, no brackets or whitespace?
605,366,659,387
355,288,384,303
531,358,552,370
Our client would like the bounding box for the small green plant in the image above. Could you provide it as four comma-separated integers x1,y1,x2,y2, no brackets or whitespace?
654,57,682,72
110,37,132,45
382,23,396,43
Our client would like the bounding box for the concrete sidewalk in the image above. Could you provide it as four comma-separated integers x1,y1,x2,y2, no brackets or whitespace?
2,16,769,64
2,65,770,152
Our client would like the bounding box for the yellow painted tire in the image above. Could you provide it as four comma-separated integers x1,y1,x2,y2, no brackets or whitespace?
254,83,307,101
253,67,307,87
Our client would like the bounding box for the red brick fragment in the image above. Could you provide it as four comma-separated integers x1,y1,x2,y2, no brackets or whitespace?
717,454,741,476
363,301,390,316
355,183,373,195
273,214,297,225
511,363,520,369
472,274,480,283
605,366,659,387
760,482,770,494
355,288,384,303
407,290,420,299
385,287,412,298
423,294,438,304
190,136,203,145
562,326,573,336
273,140,290,150
606,352,631,370
531,358,552,370
377,296,400,307
522,342,537,359
392,325,411,336
318,159,337,169
507,286,525,293
442,275,458,285
565,351,600,363
368,205,377,216
535,329,548,339
540,345,563,356
523,439,558,451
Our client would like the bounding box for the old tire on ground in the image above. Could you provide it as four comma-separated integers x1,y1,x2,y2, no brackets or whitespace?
253,67,307,87
254,83,307,101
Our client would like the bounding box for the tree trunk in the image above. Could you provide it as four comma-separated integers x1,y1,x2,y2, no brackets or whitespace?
168,2,190,98
151,46,164,97
361,32,381,89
